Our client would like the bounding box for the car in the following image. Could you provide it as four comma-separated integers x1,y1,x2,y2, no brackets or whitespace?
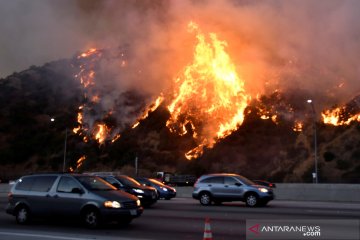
192,173,274,207
252,180,276,188
6,173,143,228
135,177,176,200
97,175,158,207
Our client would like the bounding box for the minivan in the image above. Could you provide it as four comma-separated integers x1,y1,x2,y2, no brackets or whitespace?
6,173,143,228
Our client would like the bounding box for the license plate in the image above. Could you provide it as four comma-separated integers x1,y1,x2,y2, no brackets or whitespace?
130,210,137,216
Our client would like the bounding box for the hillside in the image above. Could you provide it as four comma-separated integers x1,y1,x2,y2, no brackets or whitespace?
0,54,359,183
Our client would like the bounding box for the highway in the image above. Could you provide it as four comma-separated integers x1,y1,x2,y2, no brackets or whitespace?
1,197,359,240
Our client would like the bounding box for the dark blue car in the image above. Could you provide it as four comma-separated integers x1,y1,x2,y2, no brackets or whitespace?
136,177,176,200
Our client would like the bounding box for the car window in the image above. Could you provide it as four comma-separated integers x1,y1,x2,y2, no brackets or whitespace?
224,176,239,185
31,176,58,192
117,176,141,188
234,175,255,186
15,176,35,191
57,176,82,193
200,176,224,184
15,176,57,192
148,178,166,186
104,177,123,187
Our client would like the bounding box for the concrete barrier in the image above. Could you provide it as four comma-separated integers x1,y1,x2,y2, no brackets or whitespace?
175,183,360,202
1,183,359,202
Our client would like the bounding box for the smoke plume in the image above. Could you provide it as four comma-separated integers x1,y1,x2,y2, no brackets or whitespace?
1,0,360,110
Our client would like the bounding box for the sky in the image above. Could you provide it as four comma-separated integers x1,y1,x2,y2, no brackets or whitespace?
1,0,360,107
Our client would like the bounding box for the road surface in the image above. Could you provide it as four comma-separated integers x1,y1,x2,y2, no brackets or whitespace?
0,197,359,240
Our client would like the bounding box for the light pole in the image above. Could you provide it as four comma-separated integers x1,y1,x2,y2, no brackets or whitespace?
307,99,318,183
51,118,68,172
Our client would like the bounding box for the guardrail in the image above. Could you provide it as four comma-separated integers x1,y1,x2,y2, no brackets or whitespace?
1,183,359,202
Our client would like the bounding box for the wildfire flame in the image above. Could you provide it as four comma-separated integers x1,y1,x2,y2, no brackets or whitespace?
94,124,109,144
322,107,360,126
166,22,250,159
132,94,165,129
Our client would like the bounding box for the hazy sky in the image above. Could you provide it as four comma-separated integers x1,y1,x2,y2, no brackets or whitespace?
1,0,360,107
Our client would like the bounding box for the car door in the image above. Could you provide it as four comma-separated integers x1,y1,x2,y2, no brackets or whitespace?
51,176,86,216
19,175,58,216
202,176,224,198
222,176,245,199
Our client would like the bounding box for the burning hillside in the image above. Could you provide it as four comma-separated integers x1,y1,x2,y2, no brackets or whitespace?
1,1,360,182
61,20,360,173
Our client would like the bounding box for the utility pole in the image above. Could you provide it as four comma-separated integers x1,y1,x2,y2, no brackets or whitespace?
307,99,318,183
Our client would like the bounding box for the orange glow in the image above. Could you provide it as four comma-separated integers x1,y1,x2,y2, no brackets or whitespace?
166,22,249,159
111,134,121,143
293,121,303,132
76,155,87,169
78,48,98,58
94,124,109,144
132,95,164,129
322,107,360,126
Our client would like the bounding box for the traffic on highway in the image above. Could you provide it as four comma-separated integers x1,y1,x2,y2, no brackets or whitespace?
1,172,360,240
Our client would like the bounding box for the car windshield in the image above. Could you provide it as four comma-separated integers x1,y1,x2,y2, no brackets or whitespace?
75,176,116,191
234,175,256,186
148,178,166,186
117,176,141,188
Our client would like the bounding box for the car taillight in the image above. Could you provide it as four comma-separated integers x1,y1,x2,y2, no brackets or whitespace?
8,192,13,200
193,179,200,187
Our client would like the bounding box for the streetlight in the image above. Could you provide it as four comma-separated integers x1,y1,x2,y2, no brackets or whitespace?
307,99,318,183
51,118,68,172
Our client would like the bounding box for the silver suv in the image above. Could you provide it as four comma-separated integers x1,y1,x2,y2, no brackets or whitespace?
6,173,143,228
192,173,274,207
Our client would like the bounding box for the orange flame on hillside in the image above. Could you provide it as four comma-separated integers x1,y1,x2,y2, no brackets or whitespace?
166,22,250,159
322,107,360,126
132,95,165,129
94,124,109,144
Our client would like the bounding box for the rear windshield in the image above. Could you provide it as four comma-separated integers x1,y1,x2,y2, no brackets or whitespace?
75,176,116,191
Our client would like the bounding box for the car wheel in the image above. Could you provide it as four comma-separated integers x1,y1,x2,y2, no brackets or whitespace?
82,207,101,228
15,205,31,224
199,192,212,206
245,193,259,207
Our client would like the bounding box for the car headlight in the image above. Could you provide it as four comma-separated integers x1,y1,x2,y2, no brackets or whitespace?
104,201,122,208
258,188,269,193
136,199,141,207
134,189,144,194
161,187,168,192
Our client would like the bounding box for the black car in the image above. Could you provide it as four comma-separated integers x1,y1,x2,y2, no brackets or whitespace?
99,175,158,207
136,177,176,200
252,180,276,188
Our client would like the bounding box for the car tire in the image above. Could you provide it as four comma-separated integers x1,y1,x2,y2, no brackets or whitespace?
15,205,31,224
199,192,212,206
82,207,101,229
245,193,259,207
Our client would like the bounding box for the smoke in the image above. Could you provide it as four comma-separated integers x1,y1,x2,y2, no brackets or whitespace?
1,0,360,110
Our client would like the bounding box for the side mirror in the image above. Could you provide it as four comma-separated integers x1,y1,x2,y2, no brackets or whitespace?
71,187,84,194
235,182,242,187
